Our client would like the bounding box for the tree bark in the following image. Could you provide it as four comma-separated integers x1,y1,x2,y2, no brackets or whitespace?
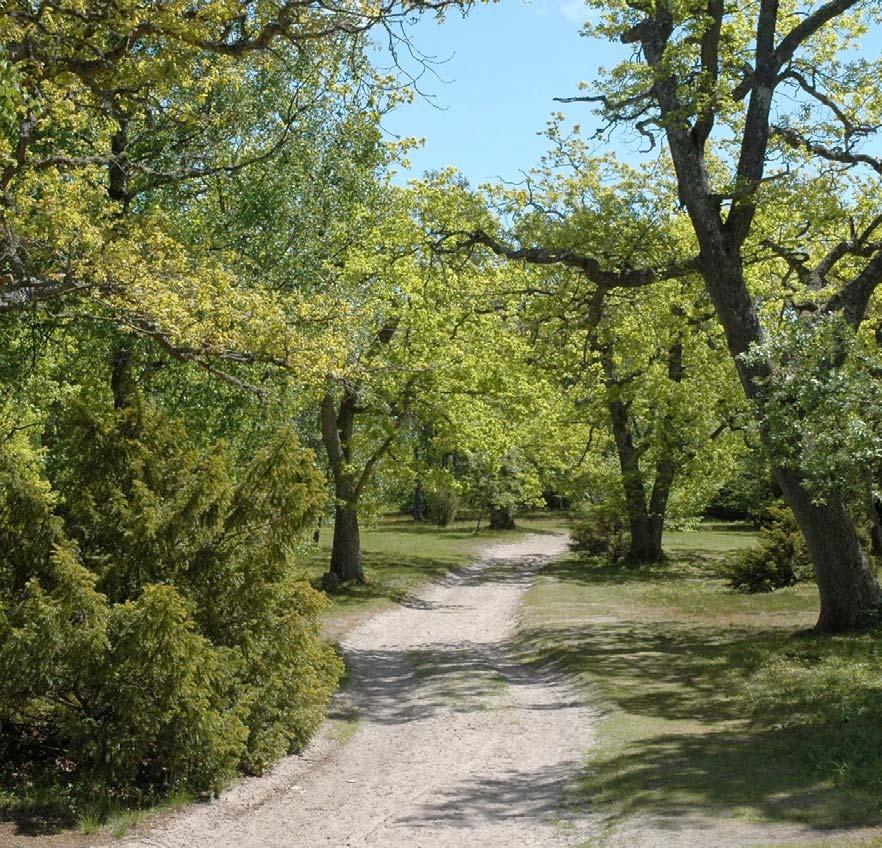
603,353,665,564
329,501,363,583
320,390,366,585
775,466,880,632
411,481,427,522
627,13,882,630
868,493,882,558
647,456,677,557
698,260,881,631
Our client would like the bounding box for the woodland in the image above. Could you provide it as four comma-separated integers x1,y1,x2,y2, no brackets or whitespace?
2,0,882,841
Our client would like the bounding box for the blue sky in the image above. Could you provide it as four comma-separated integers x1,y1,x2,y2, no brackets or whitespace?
377,1,629,187
377,3,882,188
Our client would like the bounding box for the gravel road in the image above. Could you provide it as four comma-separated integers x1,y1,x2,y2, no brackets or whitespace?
117,534,598,848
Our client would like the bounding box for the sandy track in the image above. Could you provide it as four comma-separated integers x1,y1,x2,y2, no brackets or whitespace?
116,534,599,848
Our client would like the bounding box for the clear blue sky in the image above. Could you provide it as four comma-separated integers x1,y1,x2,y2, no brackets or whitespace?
377,1,629,187
377,3,882,188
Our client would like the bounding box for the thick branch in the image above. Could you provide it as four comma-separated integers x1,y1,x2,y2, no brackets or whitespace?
824,250,882,327
459,230,700,289
773,125,882,175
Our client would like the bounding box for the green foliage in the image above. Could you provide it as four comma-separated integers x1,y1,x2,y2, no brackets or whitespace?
0,394,340,801
569,503,628,562
723,506,813,594
461,449,545,522
708,447,778,522
744,315,882,509
425,485,461,527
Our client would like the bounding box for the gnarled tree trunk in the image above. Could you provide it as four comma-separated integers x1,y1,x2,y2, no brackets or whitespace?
775,466,880,632
628,9,882,630
697,243,881,632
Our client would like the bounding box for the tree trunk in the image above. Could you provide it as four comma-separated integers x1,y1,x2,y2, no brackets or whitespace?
411,481,427,521
110,344,136,410
320,391,365,585
643,340,683,559
489,505,515,530
647,456,677,560
775,467,881,632
696,251,881,631
867,481,882,558
621,17,880,631
869,495,882,558
626,513,662,564
603,353,665,564
330,501,363,583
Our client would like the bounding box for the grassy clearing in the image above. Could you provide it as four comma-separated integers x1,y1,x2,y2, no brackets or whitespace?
521,522,882,841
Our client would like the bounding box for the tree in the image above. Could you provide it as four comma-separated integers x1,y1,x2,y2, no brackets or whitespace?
438,152,744,562
314,177,549,582
437,3,880,630
566,0,882,631
0,0,475,381
0,376,339,797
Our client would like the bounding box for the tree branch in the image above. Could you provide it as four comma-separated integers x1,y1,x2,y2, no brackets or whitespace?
451,229,700,289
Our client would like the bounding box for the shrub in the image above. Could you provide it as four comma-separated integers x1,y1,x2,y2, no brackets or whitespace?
425,486,459,527
0,395,342,802
723,505,813,593
570,504,627,562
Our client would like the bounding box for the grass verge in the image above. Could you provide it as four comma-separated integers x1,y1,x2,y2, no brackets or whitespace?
521,523,882,840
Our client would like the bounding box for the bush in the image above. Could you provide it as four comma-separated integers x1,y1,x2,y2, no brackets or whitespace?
570,505,627,562
425,486,459,527
723,505,813,593
0,395,342,802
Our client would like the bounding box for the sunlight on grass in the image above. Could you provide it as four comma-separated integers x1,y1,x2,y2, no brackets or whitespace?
522,525,882,833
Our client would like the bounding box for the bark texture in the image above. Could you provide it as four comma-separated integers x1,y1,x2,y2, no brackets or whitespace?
603,351,671,564
320,390,365,584
329,502,363,583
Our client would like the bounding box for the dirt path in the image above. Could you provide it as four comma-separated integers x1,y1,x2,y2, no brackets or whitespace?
116,534,599,848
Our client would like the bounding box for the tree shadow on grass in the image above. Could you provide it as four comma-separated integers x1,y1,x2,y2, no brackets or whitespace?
519,617,882,829
0,802,75,838
541,556,697,588
575,722,879,829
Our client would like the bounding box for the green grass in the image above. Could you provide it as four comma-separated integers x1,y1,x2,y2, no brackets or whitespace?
521,524,882,836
